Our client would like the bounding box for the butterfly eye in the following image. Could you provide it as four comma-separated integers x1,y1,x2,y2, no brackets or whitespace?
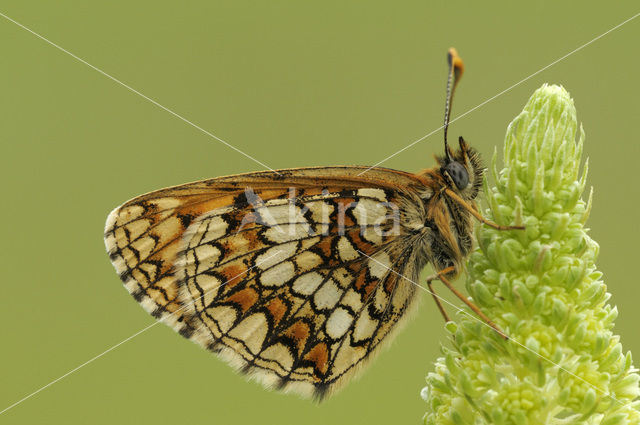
444,161,469,190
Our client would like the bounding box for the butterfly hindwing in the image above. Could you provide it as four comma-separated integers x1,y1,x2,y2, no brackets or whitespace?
104,167,429,398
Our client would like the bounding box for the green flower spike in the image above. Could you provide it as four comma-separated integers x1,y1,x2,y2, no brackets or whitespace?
422,85,640,425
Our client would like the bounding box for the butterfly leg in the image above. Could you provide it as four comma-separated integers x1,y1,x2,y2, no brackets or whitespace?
424,269,453,323
436,272,507,339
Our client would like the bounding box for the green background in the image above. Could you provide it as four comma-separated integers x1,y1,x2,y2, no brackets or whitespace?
1,2,639,424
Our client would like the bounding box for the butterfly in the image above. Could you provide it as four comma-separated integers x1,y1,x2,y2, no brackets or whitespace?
104,48,522,400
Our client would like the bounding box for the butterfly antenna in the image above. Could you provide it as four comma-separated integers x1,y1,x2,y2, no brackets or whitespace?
443,47,464,162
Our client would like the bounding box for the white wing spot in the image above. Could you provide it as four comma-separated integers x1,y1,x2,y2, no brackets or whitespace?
341,289,363,312
326,307,354,339
373,285,390,311
305,201,334,225
352,198,388,225
199,216,229,245
300,236,321,250
333,268,353,289
292,272,323,295
256,203,305,226
256,242,297,270
313,279,342,310
194,244,222,273
337,236,359,261
368,251,391,279
264,223,311,243
361,226,383,245
353,309,377,342
294,250,323,272
260,261,295,287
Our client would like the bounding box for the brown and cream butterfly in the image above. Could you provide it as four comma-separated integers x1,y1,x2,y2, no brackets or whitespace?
104,48,522,400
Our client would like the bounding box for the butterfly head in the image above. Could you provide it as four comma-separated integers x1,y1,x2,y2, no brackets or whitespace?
438,136,483,200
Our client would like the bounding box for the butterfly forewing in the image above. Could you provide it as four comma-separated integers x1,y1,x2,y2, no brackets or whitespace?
105,167,430,398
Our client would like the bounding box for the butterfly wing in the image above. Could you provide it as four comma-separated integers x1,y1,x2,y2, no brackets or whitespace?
105,166,430,399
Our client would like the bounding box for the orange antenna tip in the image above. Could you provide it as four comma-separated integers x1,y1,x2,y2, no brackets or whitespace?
447,47,464,80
